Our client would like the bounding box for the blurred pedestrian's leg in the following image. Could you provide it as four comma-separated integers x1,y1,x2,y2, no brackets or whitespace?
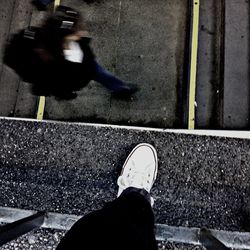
32,0,54,10
93,61,138,96
38,0,54,5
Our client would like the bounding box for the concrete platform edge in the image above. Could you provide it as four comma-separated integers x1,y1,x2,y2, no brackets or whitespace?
1,206,250,249
1,116,250,139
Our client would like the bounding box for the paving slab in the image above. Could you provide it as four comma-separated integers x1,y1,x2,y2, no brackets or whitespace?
0,118,249,232
0,0,35,117
13,11,48,119
0,0,20,117
109,0,187,127
223,0,250,129
0,2,51,119
196,0,223,129
44,0,187,128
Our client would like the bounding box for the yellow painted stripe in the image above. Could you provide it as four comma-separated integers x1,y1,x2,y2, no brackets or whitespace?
188,0,200,129
54,0,61,9
37,96,46,120
36,0,61,120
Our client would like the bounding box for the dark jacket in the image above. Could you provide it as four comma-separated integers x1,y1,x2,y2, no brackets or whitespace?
4,27,96,98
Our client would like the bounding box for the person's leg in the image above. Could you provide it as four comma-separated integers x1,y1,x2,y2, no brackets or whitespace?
92,61,138,95
56,189,157,250
56,143,158,250
32,0,54,10
37,0,54,5
103,187,158,250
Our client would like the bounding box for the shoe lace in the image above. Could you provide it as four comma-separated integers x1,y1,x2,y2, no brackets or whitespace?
118,162,152,190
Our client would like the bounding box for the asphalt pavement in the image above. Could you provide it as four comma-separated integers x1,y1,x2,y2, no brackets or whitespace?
0,118,249,232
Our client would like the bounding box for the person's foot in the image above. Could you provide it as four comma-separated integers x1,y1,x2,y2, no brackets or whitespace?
117,143,158,197
113,83,139,99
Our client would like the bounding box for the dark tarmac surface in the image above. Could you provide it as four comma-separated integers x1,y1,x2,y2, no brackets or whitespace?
0,118,250,233
0,227,204,250
0,227,64,250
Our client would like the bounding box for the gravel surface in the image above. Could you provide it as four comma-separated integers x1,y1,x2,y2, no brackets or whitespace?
0,228,65,250
0,118,250,233
0,227,205,250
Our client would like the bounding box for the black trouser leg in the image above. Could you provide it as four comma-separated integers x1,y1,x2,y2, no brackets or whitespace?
56,187,158,250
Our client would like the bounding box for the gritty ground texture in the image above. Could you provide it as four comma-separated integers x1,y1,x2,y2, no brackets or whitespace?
0,118,250,234
0,225,204,250
0,227,204,250
0,222,205,249
157,242,204,250
0,227,65,250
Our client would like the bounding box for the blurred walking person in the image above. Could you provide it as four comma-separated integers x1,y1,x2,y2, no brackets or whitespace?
4,5,138,99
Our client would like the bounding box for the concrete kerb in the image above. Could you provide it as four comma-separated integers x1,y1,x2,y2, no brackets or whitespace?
1,206,250,249
1,116,250,139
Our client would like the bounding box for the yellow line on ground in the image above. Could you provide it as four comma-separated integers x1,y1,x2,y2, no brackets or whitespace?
36,0,61,120
37,96,46,120
54,0,61,9
188,0,200,129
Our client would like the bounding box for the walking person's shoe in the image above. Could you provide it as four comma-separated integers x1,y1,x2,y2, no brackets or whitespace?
113,83,139,99
117,143,158,198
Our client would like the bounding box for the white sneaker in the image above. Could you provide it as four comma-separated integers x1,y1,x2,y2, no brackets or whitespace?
117,143,158,197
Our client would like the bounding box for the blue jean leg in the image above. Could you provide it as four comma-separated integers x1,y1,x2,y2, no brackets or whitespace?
38,0,54,5
92,61,127,92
